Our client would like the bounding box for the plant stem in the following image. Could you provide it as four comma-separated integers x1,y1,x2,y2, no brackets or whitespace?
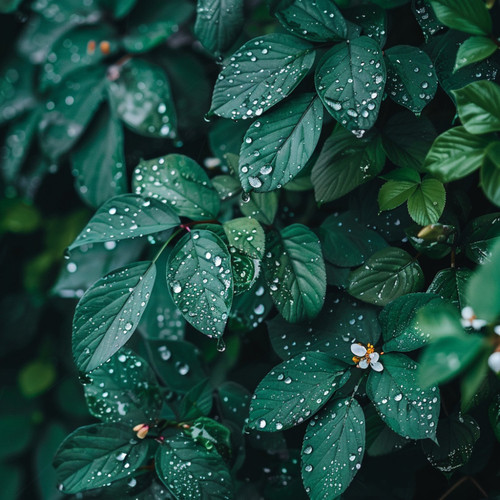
152,228,184,264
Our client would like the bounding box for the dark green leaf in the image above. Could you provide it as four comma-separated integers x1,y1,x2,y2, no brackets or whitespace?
209,33,315,119
370,0,409,6
68,194,180,252
133,154,220,220
178,379,213,420
412,0,444,40
99,0,136,18
344,5,387,46
223,217,265,259
429,0,492,36
0,414,34,460
263,224,326,322
427,268,472,310
238,93,323,192
73,261,157,372
53,423,149,494
481,141,500,207
301,396,365,499
0,0,22,13
212,174,242,201
367,353,440,441
107,59,177,138
348,247,424,306
407,178,446,226
384,45,438,114
247,352,350,431
167,229,233,338
489,394,500,442
315,36,386,132
239,191,279,225
454,36,498,71
311,127,386,203
462,212,500,264
188,417,232,460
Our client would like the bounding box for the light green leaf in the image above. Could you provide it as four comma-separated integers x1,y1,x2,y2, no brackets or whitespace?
223,217,265,259
384,45,438,114
83,348,162,425
269,0,348,42
427,268,472,310
68,194,180,252
107,59,177,138
155,430,233,499
481,141,500,207
248,352,350,432
73,261,157,372
167,229,233,338
133,154,220,220
53,423,149,494
452,81,500,134
71,105,127,208
407,178,446,226
423,126,491,182
348,247,424,306
263,224,326,322
239,191,279,225
315,36,386,132
18,359,56,397
311,127,386,203
301,396,365,499
429,0,492,36
209,33,315,119
462,212,500,264
194,0,244,56
378,180,418,212
367,353,440,441
239,93,323,192
454,36,498,71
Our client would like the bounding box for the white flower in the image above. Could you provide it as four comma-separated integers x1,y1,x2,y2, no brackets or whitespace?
494,325,500,336
488,352,500,373
460,306,487,330
350,343,384,372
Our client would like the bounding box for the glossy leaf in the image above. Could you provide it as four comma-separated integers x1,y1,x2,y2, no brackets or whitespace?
481,141,500,207
223,217,265,259
407,178,446,226
345,5,387,46
429,0,492,36
454,36,498,71
427,268,472,310
462,212,500,264
239,191,279,225
412,0,444,40
378,179,418,212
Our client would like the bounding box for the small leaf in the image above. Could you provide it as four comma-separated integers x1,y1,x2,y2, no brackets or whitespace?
73,261,156,372
68,194,180,252
315,36,386,132
209,33,315,119
344,5,387,46
412,0,444,40
348,247,424,306
167,229,233,338
454,36,498,71
53,423,149,494
18,359,56,397
378,180,418,212
367,353,440,441
427,268,472,310
178,379,214,421
238,93,323,192
239,191,279,225
263,224,326,322
407,178,446,226
301,396,365,499
429,0,492,36
481,141,500,207
133,154,220,220
247,352,350,432
223,217,265,259
462,212,500,264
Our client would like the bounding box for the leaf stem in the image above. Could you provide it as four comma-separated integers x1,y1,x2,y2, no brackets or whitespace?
152,228,184,264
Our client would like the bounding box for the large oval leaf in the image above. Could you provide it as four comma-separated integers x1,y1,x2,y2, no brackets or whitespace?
406,178,446,226
209,33,315,119
427,268,472,310
263,224,326,322
315,36,386,132
167,229,233,338
247,352,350,432
239,93,323,192
73,261,157,372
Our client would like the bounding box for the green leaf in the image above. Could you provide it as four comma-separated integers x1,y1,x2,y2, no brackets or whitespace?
18,359,56,397
239,191,279,225
427,268,472,310
107,59,177,138
73,261,157,372
155,430,233,499
429,0,492,36
367,353,440,441
452,81,500,134
412,0,444,41
405,223,455,259
209,33,315,119
71,104,127,208
462,212,500,264
178,379,214,420
423,126,491,182
194,0,244,56
187,417,232,460
407,178,446,226
381,293,445,353
481,141,500,207
489,394,500,442
223,217,265,259
319,212,387,267
384,45,438,114
68,194,180,252
454,36,498,71
238,93,323,192
133,154,220,220
263,224,326,322
167,229,233,338
370,0,409,6
99,0,136,18
269,0,348,42
301,396,365,499
0,413,34,460
0,0,22,12
83,348,162,425
247,352,350,431
422,413,480,472
53,423,149,494
344,5,387,46
212,174,242,201
311,127,386,203
378,180,418,212
348,247,424,306
315,36,386,132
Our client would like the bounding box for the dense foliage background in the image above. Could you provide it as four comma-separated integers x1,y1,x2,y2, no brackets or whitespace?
1,0,500,498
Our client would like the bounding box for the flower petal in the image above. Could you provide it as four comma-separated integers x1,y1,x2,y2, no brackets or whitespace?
351,344,367,356
370,361,384,372
495,325,500,336
358,358,369,369
369,352,380,363
461,306,474,320
488,352,500,373
471,319,487,330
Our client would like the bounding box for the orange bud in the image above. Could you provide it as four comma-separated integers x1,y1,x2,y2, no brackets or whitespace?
87,40,96,55
136,425,149,439
100,41,111,55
